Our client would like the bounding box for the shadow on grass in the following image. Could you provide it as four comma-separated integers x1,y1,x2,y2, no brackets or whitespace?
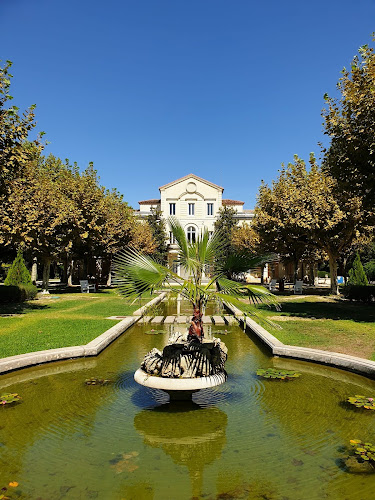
258,299,375,323
0,301,48,316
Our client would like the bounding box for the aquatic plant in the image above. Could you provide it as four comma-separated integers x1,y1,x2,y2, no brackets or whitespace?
0,393,21,406
0,481,19,499
347,395,375,410
145,330,163,335
256,368,301,380
84,378,112,386
349,440,375,464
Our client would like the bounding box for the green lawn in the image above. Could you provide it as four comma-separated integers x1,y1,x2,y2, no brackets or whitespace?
253,295,375,360
0,289,150,358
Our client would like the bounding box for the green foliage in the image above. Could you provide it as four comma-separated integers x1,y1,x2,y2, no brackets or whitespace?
343,285,375,303
0,284,37,303
349,440,375,464
322,39,375,214
256,368,301,380
213,206,238,273
347,395,375,410
348,253,368,286
4,249,31,285
255,154,363,294
0,60,42,198
364,260,375,281
147,207,167,264
318,270,330,278
0,393,21,406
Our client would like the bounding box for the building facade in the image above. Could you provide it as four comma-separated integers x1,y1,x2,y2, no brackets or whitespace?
136,174,255,276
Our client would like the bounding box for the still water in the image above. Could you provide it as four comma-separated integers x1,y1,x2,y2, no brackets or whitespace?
1,297,375,499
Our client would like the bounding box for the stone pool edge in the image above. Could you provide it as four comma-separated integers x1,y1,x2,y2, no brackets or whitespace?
0,292,167,376
224,302,375,380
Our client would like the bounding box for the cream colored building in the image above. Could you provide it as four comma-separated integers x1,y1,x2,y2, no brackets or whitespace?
136,174,255,276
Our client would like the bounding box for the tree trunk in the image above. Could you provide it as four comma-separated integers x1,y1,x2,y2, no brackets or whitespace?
67,259,73,286
107,258,112,286
327,250,339,295
42,258,51,293
31,256,37,285
61,254,68,284
293,258,299,282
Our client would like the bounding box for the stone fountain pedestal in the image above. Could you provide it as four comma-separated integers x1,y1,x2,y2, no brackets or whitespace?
134,333,228,400
134,367,227,400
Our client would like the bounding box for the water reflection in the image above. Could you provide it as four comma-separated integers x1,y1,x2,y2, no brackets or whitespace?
134,403,227,499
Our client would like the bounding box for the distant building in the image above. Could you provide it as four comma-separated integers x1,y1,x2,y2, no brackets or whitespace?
136,174,255,276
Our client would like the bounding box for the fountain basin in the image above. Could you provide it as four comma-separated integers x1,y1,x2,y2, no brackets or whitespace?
134,368,227,400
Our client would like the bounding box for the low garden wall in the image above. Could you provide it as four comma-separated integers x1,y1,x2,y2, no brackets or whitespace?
0,291,167,375
224,302,375,380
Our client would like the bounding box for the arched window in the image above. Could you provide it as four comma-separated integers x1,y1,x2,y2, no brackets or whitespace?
187,226,196,243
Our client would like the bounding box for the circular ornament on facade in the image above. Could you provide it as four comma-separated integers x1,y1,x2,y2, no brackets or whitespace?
186,182,197,193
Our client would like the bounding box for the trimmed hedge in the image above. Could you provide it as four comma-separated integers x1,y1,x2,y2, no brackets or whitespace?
342,285,375,303
0,284,38,303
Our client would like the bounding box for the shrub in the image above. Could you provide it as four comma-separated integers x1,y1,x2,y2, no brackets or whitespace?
364,260,375,282
343,285,375,303
0,284,37,303
19,284,38,300
318,270,330,278
4,249,32,286
348,253,368,286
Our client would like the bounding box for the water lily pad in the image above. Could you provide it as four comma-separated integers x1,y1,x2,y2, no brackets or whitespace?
0,393,21,406
347,395,375,410
256,368,301,380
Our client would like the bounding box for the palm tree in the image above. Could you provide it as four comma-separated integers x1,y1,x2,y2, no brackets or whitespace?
113,218,277,342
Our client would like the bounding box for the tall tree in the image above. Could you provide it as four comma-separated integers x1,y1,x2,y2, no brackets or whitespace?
322,40,375,217
0,156,75,291
147,207,167,264
254,154,363,294
213,206,238,276
0,61,42,197
254,156,313,281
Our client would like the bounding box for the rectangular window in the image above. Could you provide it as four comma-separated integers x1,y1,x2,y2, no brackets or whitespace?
169,203,176,215
169,232,175,244
207,203,214,215
188,203,195,216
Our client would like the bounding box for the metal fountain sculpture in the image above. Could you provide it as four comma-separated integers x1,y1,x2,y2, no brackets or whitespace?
113,218,275,400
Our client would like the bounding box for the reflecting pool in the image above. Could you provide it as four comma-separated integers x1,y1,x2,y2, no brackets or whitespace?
1,298,375,499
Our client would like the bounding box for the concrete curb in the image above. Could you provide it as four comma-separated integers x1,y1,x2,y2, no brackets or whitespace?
224,302,375,380
0,292,167,376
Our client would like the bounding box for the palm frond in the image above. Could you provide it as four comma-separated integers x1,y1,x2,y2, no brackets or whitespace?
220,252,277,276
113,247,172,298
217,277,280,309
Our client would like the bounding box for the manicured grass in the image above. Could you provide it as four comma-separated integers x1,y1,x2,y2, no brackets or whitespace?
253,295,375,360
0,289,151,358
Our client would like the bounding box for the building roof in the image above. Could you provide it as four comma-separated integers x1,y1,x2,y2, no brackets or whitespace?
138,199,161,205
243,209,255,213
159,174,224,191
222,199,244,206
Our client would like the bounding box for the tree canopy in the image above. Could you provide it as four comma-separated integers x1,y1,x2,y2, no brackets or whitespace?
254,154,363,294
322,40,375,217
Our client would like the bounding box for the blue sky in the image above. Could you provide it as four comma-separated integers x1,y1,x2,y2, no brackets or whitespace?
1,0,375,209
